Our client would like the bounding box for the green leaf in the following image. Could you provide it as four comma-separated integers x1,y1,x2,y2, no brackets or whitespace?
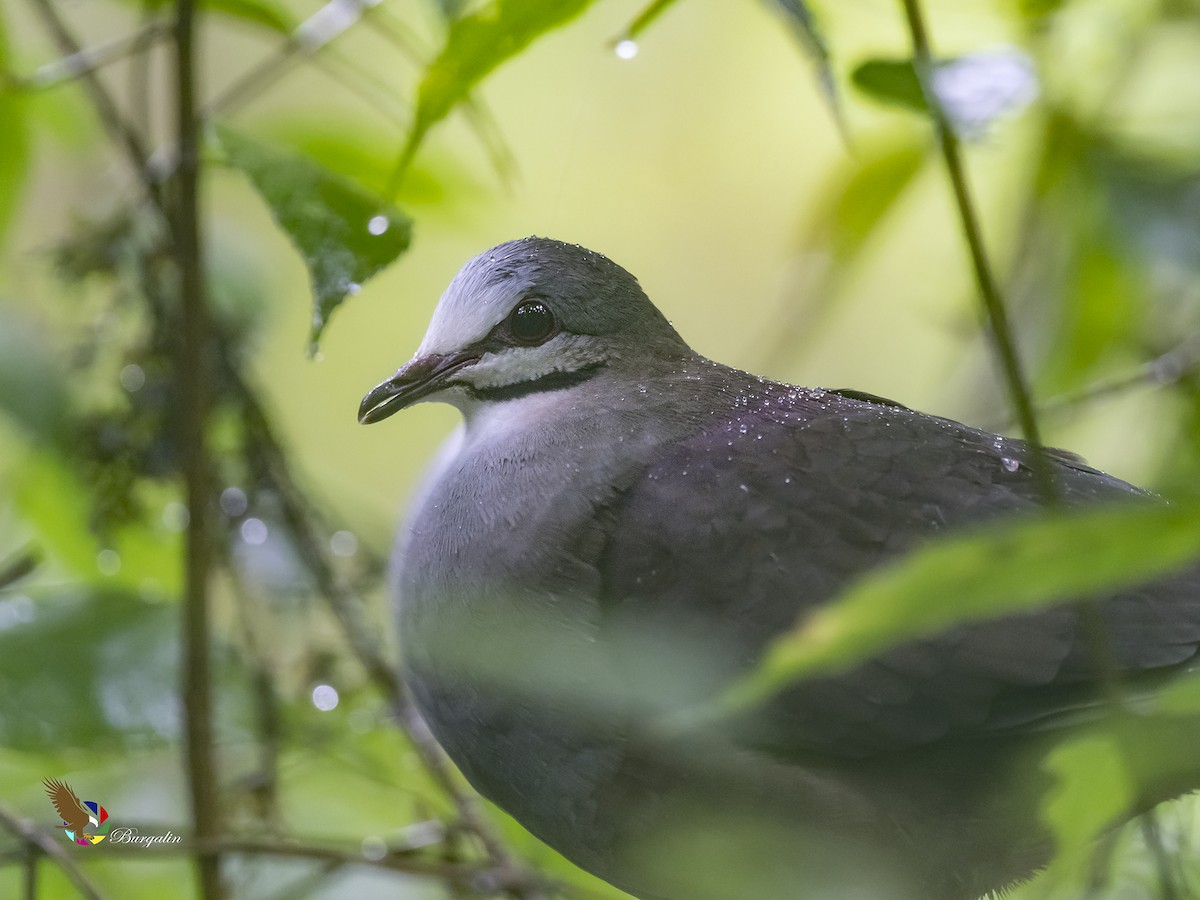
1013,0,1067,18
115,0,295,33
823,135,928,261
1041,730,1134,875
617,0,683,41
768,1,842,132
11,454,182,595
851,58,927,112
0,588,252,752
397,0,598,177
0,10,30,246
217,126,413,349
719,499,1200,712
0,313,69,442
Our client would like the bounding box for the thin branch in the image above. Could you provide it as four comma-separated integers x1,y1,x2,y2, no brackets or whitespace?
16,21,170,90
897,0,1054,496
230,374,546,900
24,0,164,212
0,806,107,900
172,0,222,896
22,843,36,900
0,545,40,591
896,0,1131,724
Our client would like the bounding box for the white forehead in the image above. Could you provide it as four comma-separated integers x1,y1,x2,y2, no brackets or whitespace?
416,248,534,356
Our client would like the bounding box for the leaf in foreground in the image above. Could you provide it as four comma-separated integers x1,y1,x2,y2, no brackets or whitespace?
719,499,1200,712
396,0,598,178
218,126,413,350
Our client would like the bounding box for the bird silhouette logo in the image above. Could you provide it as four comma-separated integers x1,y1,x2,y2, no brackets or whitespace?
43,779,110,846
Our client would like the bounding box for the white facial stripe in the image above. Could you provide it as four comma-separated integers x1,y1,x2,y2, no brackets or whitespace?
454,334,606,390
417,254,535,357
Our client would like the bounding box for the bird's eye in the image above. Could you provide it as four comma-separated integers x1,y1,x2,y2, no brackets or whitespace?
508,300,557,345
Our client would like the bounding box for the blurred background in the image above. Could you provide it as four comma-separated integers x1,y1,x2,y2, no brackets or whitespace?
2,0,1200,896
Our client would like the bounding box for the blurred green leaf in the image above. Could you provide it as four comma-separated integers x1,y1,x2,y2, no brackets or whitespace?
0,313,69,442
12,454,181,595
267,118,482,210
218,126,413,349
0,10,30,246
116,0,295,33
719,499,1200,712
0,589,180,751
1041,730,1134,876
1040,232,1140,394
822,135,928,261
851,58,926,112
397,0,598,175
768,0,842,129
1013,0,1068,18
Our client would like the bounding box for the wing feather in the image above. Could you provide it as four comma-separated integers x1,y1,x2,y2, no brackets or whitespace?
596,387,1200,758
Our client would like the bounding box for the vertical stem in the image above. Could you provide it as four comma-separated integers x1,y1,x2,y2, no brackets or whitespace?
22,844,36,900
898,0,1052,489
173,0,222,898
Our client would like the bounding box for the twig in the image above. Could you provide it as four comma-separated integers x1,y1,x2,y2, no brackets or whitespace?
24,0,164,212
22,843,35,900
231,375,546,900
16,21,170,90
172,0,223,896
1140,813,1182,900
0,805,107,900
0,546,40,591
898,0,1055,499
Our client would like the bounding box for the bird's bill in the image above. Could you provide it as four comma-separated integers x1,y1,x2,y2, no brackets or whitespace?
358,350,479,424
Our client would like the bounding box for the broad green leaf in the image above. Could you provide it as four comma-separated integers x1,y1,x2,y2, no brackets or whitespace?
397,0,598,177
218,126,413,349
0,10,30,246
0,588,252,752
719,499,1200,712
852,59,926,112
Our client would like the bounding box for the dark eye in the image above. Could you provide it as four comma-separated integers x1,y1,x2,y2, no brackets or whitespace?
508,300,557,345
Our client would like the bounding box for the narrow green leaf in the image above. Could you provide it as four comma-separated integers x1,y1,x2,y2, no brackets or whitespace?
396,0,598,178
768,0,843,132
218,126,413,349
720,500,1200,712
115,0,295,34
0,9,30,246
618,0,683,41
824,136,928,261
851,58,927,112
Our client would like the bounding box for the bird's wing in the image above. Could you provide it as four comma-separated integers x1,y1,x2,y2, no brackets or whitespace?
596,388,1200,758
43,779,90,830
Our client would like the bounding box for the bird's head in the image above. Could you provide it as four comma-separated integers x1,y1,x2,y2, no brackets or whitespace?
358,237,689,424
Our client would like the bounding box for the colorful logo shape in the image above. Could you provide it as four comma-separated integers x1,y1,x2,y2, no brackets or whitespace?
43,779,111,846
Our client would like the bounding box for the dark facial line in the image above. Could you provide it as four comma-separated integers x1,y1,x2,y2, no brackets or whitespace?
466,363,606,403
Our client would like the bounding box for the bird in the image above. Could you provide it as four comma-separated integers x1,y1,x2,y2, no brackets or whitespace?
358,237,1200,900
43,778,94,844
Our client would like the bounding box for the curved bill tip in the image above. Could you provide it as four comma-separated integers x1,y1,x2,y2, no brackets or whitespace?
358,351,479,425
